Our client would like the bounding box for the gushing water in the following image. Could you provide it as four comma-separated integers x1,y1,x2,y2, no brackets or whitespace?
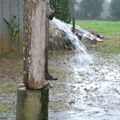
49,18,120,120
51,18,93,71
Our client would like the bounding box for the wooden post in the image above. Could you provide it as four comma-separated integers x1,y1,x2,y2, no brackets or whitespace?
72,17,75,33
23,0,47,89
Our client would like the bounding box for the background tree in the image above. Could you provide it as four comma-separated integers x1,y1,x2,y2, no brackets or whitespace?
69,0,81,19
69,0,75,18
79,0,104,19
110,0,120,20
101,0,111,19
50,0,71,23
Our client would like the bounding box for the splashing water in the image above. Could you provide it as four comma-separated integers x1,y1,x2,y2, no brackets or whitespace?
50,18,93,72
49,18,120,120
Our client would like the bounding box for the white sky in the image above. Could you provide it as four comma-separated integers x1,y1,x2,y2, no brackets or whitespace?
108,0,111,2
75,0,111,3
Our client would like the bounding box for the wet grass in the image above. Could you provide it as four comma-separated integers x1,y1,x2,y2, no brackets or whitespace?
76,20,120,36
76,20,120,54
0,80,17,94
0,105,11,112
0,52,23,59
49,101,69,111
48,50,75,57
95,39,120,54
10,64,23,75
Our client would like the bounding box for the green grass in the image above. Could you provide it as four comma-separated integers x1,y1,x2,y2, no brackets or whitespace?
0,105,10,112
95,39,120,53
76,20,120,36
76,20,120,54
0,52,23,59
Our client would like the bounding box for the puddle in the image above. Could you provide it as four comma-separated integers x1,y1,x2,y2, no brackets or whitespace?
49,52,120,120
0,52,120,120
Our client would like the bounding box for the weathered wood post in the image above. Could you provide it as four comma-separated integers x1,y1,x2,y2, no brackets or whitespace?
23,0,47,89
72,17,75,33
16,0,54,120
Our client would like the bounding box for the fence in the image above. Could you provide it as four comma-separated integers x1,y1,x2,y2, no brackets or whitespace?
0,0,23,53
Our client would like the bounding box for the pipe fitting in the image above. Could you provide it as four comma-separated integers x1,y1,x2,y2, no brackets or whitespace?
46,0,54,20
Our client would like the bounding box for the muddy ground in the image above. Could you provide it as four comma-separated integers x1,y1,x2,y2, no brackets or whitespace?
0,50,120,120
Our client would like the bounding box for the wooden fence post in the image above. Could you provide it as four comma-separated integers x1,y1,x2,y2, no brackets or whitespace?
16,0,53,120
23,0,47,89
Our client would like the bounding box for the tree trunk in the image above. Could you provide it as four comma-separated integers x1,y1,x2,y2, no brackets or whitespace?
23,0,47,89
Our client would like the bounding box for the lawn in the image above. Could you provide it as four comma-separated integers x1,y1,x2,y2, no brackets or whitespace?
76,20,120,54
76,20,120,36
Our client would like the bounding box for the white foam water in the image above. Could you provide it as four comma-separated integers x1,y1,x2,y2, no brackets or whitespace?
51,17,93,72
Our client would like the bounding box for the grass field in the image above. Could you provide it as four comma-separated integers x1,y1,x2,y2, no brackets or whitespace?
76,20,120,54
76,20,120,36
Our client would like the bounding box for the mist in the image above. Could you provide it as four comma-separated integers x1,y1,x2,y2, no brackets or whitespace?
69,0,113,20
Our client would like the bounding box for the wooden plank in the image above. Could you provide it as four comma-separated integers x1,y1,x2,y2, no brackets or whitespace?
0,0,3,53
18,0,23,52
11,0,19,52
3,0,11,52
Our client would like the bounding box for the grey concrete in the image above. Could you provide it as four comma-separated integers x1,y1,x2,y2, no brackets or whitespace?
16,84,49,120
